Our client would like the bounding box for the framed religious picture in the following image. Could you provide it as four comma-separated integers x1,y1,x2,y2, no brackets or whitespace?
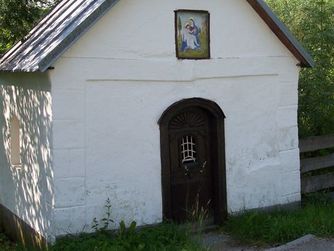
175,10,210,59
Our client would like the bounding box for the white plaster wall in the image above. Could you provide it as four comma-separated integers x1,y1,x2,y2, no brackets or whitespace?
49,0,301,236
0,73,53,240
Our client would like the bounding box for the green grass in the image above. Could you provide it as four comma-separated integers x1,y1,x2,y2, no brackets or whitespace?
4,198,334,250
0,223,205,251
223,199,334,246
52,223,204,251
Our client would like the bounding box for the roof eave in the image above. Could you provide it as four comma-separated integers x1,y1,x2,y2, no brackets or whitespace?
38,0,120,72
0,68,38,73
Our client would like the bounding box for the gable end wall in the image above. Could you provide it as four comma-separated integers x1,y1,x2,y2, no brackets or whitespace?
49,0,301,236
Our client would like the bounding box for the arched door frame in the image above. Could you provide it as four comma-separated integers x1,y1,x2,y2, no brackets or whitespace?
158,98,227,224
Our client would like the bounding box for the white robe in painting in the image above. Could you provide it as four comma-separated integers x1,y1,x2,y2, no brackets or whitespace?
181,21,201,51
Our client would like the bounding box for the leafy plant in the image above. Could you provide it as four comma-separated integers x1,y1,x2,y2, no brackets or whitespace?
91,198,115,232
101,198,115,231
118,220,137,239
82,199,204,250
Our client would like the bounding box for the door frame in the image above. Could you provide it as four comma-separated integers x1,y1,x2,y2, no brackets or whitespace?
158,98,227,224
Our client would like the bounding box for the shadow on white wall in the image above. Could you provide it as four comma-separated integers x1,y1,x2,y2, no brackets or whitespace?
0,72,53,243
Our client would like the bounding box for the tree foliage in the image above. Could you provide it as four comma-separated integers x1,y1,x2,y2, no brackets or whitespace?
266,0,334,137
0,0,56,54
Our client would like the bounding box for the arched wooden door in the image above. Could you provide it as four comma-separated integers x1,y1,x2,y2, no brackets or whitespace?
159,98,227,224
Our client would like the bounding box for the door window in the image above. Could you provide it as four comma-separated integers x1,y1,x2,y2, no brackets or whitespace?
181,135,197,164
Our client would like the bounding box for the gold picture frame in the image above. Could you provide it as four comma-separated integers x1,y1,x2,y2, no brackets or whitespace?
175,10,210,59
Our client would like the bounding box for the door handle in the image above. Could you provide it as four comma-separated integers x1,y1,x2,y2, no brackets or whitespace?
184,160,207,177
200,161,207,173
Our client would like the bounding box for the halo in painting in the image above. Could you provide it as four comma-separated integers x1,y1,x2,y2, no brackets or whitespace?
175,10,210,59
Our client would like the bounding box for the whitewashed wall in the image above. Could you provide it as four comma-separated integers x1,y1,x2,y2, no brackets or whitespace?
49,0,301,236
0,73,53,240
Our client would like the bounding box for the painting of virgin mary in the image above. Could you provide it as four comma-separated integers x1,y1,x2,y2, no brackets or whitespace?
181,19,201,51
175,10,210,59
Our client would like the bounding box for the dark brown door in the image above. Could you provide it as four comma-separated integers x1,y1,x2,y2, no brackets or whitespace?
168,107,214,222
159,98,227,224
